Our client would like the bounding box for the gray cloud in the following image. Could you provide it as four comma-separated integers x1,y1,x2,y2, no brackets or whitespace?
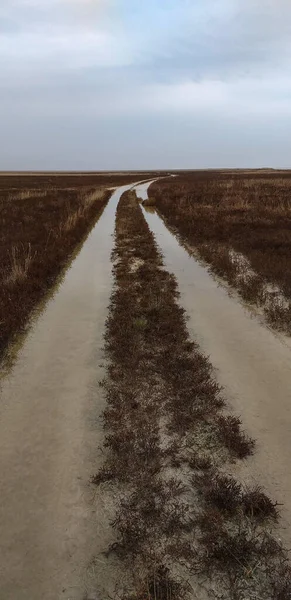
1,0,291,168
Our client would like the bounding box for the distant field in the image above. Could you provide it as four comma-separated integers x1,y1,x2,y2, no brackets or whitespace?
0,171,165,175
0,172,157,362
150,170,291,333
0,171,164,190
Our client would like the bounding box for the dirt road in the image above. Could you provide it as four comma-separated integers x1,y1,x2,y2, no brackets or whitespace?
135,181,291,550
0,184,136,600
2,177,291,599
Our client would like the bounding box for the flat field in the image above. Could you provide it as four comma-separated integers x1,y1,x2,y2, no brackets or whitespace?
0,172,161,361
150,170,291,333
1,172,291,600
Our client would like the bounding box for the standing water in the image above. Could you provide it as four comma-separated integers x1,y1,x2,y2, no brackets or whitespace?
0,183,140,600
135,180,291,548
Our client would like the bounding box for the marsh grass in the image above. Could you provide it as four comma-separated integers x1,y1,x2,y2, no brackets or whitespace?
92,189,290,599
0,180,118,361
0,172,164,361
6,243,36,286
150,171,291,334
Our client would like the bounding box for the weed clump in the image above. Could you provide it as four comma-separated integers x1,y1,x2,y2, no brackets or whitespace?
217,415,255,458
203,473,242,514
198,472,279,522
242,486,279,521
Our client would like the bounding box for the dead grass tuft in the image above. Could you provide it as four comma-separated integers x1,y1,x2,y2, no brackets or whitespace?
242,485,279,521
203,473,242,514
6,243,36,286
217,415,255,459
199,472,278,522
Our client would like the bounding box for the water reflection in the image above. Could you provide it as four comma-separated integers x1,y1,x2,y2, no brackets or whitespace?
140,180,291,549
0,182,140,600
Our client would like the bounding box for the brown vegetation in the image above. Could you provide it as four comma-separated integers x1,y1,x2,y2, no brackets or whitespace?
0,171,164,191
0,172,156,362
149,171,291,334
92,189,290,599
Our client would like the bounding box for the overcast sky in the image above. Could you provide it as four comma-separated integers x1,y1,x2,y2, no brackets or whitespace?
1,0,291,169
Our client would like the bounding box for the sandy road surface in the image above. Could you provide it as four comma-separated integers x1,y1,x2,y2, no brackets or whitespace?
135,181,291,550
2,176,291,599
0,184,136,600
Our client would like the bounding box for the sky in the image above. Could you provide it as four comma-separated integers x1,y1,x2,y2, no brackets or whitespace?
1,0,291,169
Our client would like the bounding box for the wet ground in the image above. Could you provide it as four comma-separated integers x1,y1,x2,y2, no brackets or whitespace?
2,179,291,599
0,183,136,600
135,180,291,549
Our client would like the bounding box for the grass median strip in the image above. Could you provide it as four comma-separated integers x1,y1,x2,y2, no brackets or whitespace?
93,190,291,599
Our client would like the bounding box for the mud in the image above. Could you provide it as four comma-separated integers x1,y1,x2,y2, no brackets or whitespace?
135,181,291,550
0,183,138,600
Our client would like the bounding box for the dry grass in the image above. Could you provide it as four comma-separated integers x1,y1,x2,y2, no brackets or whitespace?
0,172,157,362
142,197,156,207
149,171,291,334
6,243,36,286
199,472,279,521
92,189,290,599
9,190,49,200
0,171,165,191
216,415,255,459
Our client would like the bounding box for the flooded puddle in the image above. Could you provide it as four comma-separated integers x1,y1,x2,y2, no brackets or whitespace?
135,181,291,548
0,183,139,600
